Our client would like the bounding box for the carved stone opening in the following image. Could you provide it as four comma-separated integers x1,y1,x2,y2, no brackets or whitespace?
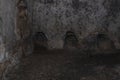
33,32,48,51
97,33,115,51
64,31,78,49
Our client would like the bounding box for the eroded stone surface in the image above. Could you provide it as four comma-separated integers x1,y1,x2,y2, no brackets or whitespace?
25,0,120,49
0,0,120,80
0,0,33,80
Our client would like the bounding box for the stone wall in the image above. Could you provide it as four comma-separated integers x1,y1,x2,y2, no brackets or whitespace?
0,0,120,79
28,0,120,49
0,0,33,80
0,0,17,79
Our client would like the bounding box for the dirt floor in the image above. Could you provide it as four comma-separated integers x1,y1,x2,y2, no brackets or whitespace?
7,49,120,80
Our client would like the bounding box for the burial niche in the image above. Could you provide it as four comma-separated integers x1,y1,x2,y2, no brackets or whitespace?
34,32,48,50
64,31,78,49
97,33,115,51
82,33,115,50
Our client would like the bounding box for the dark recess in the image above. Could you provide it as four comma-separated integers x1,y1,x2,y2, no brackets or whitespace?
64,31,78,48
33,32,48,51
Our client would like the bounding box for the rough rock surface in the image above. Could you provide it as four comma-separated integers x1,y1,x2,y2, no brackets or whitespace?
0,0,33,80
26,0,120,49
0,0,120,80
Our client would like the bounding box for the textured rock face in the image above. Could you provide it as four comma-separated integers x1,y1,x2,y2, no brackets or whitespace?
0,0,120,79
26,0,120,49
106,0,120,49
0,0,20,79
0,0,33,80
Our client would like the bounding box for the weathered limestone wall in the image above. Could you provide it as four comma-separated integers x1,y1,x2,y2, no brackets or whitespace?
28,0,120,49
0,0,33,80
0,0,119,79
0,0,18,79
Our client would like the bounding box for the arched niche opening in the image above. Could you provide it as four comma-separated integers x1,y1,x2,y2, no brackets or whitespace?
33,32,48,51
82,33,115,51
96,33,115,51
64,31,78,49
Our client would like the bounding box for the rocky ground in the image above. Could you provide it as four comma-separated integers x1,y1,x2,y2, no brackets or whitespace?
6,49,120,80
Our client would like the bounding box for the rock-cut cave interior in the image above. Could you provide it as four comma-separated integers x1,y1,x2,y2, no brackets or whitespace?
0,0,120,80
